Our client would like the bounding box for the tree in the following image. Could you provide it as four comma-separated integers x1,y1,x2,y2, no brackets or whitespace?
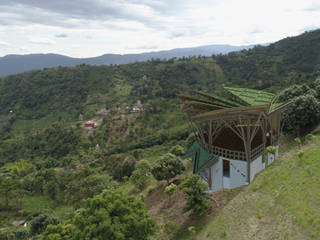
72,190,156,240
41,223,76,240
179,175,210,215
169,145,185,156
130,160,151,190
151,153,185,184
0,171,19,208
30,214,60,236
283,94,320,134
278,84,316,102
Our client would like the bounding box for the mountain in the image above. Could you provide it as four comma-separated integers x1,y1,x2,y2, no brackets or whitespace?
0,44,254,77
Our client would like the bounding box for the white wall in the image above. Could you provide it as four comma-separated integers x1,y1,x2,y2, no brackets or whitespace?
250,155,263,182
229,159,248,188
210,157,223,192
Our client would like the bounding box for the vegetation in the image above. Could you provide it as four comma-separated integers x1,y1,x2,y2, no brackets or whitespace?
179,175,210,215
151,153,185,184
1,29,320,239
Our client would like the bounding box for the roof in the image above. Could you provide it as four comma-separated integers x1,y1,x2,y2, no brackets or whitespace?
179,87,291,119
185,141,218,174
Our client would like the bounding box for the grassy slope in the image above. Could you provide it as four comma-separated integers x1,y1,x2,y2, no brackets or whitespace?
175,135,320,240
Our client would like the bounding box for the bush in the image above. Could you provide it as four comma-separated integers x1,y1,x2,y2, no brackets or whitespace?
41,223,76,240
130,160,151,190
266,146,276,154
29,214,60,235
179,175,210,215
151,153,185,184
8,228,29,240
164,183,177,196
169,145,185,156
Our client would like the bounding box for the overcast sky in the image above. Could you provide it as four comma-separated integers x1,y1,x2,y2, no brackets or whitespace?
0,0,320,58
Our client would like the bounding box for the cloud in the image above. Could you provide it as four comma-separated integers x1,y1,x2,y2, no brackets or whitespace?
55,33,68,38
0,40,10,46
126,45,159,50
249,28,264,34
304,4,320,11
28,37,56,45
0,0,166,29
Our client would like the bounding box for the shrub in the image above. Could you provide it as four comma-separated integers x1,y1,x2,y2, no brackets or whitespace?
298,150,304,160
8,228,29,240
130,160,151,190
179,175,210,215
169,145,185,156
41,223,76,240
30,214,60,235
164,183,177,196
266,146,276,154
151,153,185,184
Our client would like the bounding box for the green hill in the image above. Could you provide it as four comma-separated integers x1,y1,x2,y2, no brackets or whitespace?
174,134,320,240
1,29,320,239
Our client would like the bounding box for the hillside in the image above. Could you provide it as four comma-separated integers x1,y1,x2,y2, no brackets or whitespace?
1,29,320,239
173,133,320,240
0,44,254,77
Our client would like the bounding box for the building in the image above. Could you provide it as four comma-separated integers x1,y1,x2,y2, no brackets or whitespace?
84,121,95,127
180,87,291,192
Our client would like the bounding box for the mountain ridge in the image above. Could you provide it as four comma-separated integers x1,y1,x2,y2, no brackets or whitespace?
0,44,255,77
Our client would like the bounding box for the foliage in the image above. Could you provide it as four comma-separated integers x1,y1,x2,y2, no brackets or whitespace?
72,190,156,240
0,171,20,208
111,161,135,182
297,150,304,160
41,223,76,240
179,175,210,215
164,183,178,196
294,137,302,145
151,153,185,183
283,94,320,133
130,160,151,190
277,84,315,102
29,214,60,235
169,145,185,156
266,146,276,154
8,228,29,240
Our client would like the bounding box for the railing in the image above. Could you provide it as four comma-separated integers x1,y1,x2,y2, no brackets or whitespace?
250,143,265,161
199,141,265,162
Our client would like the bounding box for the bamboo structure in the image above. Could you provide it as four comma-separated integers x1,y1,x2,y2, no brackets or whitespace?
180,87,291,184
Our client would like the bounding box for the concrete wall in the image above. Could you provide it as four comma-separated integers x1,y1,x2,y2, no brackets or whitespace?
210,158,223,192
250,155,264,182
228,159,248,188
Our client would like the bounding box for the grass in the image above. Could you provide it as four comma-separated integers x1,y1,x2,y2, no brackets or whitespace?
172,134,320,240
11,111,75,135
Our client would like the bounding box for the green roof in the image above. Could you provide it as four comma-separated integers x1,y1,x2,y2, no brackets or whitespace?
224,87,275,106
179,87,291,118
185,141,218,174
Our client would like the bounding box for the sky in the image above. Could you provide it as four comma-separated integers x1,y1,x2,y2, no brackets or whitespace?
0,0,320,58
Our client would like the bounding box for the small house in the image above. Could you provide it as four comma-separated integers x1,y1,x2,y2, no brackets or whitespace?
84,121,95,127
180,87,291,192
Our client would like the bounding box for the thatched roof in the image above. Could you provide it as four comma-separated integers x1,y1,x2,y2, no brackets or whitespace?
179,87,290,121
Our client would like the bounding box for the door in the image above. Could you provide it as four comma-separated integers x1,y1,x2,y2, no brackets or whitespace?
223,159,230,188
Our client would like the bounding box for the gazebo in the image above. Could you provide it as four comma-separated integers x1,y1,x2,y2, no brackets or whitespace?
180,87,291,192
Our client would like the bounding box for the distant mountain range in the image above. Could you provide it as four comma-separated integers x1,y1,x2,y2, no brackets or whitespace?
0,44,255,77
